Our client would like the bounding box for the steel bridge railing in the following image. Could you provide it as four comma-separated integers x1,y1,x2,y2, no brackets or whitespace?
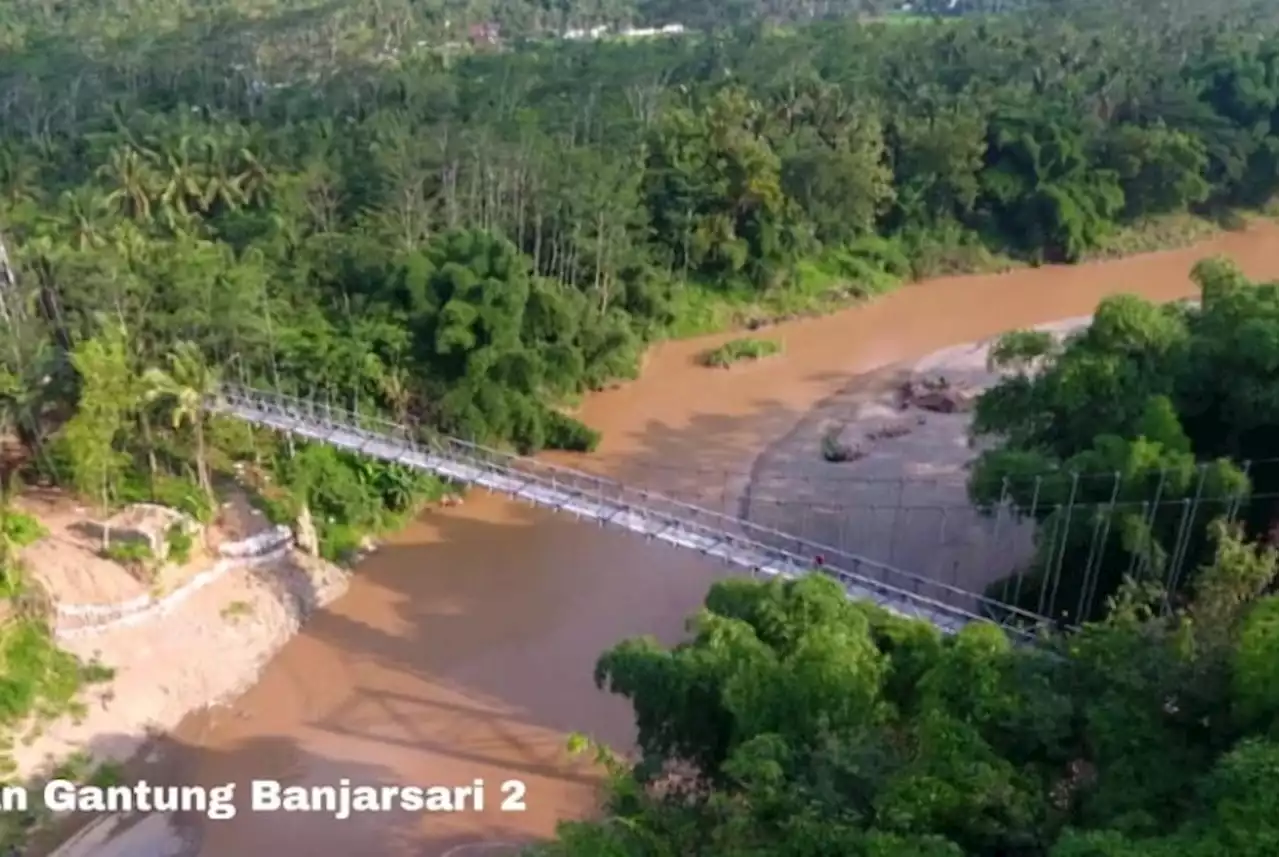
209,385,1054,639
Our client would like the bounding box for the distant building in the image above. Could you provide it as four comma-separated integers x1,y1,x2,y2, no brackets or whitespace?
468,22,501,46
562,22,685,42
620,23,685,39
565,24,609,40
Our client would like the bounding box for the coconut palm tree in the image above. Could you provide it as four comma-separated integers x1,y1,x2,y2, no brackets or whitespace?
99,146,157,224
55,186,112,251
143,341,221,505
154,136,207,224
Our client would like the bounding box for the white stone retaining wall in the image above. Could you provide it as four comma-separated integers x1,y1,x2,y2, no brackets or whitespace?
53,525,294,640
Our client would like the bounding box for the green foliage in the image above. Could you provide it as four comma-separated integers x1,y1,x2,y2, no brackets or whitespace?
115,472,218,525
0,494,38,598
392,229,626,452
0,512,45,551
988,329,1060,373
270,443,449,560
101,544,153,570
1231,597,1278,730
544,412,602,453
542,534,1278,857
970,260,1278,622
60,325,135,515
249,486,302,528
699,337,782,368
164,524,194,565
0,621,105,730
150,476,216,524
0,0,1273,570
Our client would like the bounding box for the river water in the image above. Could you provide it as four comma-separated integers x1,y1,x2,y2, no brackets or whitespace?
161,224,1277,856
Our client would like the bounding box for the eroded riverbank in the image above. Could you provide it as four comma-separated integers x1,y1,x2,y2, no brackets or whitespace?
52,222,1280,856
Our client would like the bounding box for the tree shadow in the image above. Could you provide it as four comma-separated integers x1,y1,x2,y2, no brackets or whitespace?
549,393,812,513
41,497,737,855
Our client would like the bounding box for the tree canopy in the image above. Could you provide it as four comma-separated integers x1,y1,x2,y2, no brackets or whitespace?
0,0,1274,549
0,2,1273,850
538,526,1277,857
968,259,1278,624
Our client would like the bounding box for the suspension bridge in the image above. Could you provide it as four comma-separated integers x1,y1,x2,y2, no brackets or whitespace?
209,385,1054,639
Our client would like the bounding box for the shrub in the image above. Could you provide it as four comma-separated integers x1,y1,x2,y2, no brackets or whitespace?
1231,595,1279,728
164,523,194,565
1,512,46,550
101,540,157,583
699,337,782,368
151,476,215,523
545,411,601,452
319,522,363,563
250,485,300,527
0,620,100,728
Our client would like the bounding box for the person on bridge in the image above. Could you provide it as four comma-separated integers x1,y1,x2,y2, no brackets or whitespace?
814,554,825,568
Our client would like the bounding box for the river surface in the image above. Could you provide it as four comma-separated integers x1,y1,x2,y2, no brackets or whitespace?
163,224,1277,856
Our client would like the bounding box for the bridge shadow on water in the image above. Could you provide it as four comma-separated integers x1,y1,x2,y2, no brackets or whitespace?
139,492,744,855
552,388,824,511
164,389,814,855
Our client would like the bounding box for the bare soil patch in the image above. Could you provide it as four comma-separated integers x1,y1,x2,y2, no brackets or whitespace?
8,488,348,782
14,491,151,606
12,551,346,781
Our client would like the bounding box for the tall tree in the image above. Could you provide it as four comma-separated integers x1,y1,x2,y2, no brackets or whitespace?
143,341,221,505
62,324,136,546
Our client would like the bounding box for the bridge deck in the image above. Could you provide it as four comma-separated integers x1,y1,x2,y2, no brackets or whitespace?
212,387,1046,639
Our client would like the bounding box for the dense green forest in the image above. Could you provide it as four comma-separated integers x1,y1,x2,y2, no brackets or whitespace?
0,1,1274,850
0,0,1274,540
540,531,1277,857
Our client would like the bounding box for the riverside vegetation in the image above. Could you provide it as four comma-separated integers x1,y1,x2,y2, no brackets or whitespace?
544,528,1278,857
537,260,1276,856
0,0,1275,849
698,338,783,368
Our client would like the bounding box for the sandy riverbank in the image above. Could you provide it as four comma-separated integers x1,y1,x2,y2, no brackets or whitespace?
739,316,1095,601
14,554,348,782
9,494,348,814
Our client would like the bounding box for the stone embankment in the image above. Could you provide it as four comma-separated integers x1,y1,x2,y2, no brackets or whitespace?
13,519,348,783
53,525,294,639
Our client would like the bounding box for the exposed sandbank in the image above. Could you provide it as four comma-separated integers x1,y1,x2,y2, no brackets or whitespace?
739,316,1095,602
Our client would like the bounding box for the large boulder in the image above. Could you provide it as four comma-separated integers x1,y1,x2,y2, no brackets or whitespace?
898,377,981,414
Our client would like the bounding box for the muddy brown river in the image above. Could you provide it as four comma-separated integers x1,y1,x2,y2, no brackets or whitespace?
154,224,1277,856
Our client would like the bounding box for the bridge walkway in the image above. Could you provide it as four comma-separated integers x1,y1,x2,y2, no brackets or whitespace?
211,386,1049,638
